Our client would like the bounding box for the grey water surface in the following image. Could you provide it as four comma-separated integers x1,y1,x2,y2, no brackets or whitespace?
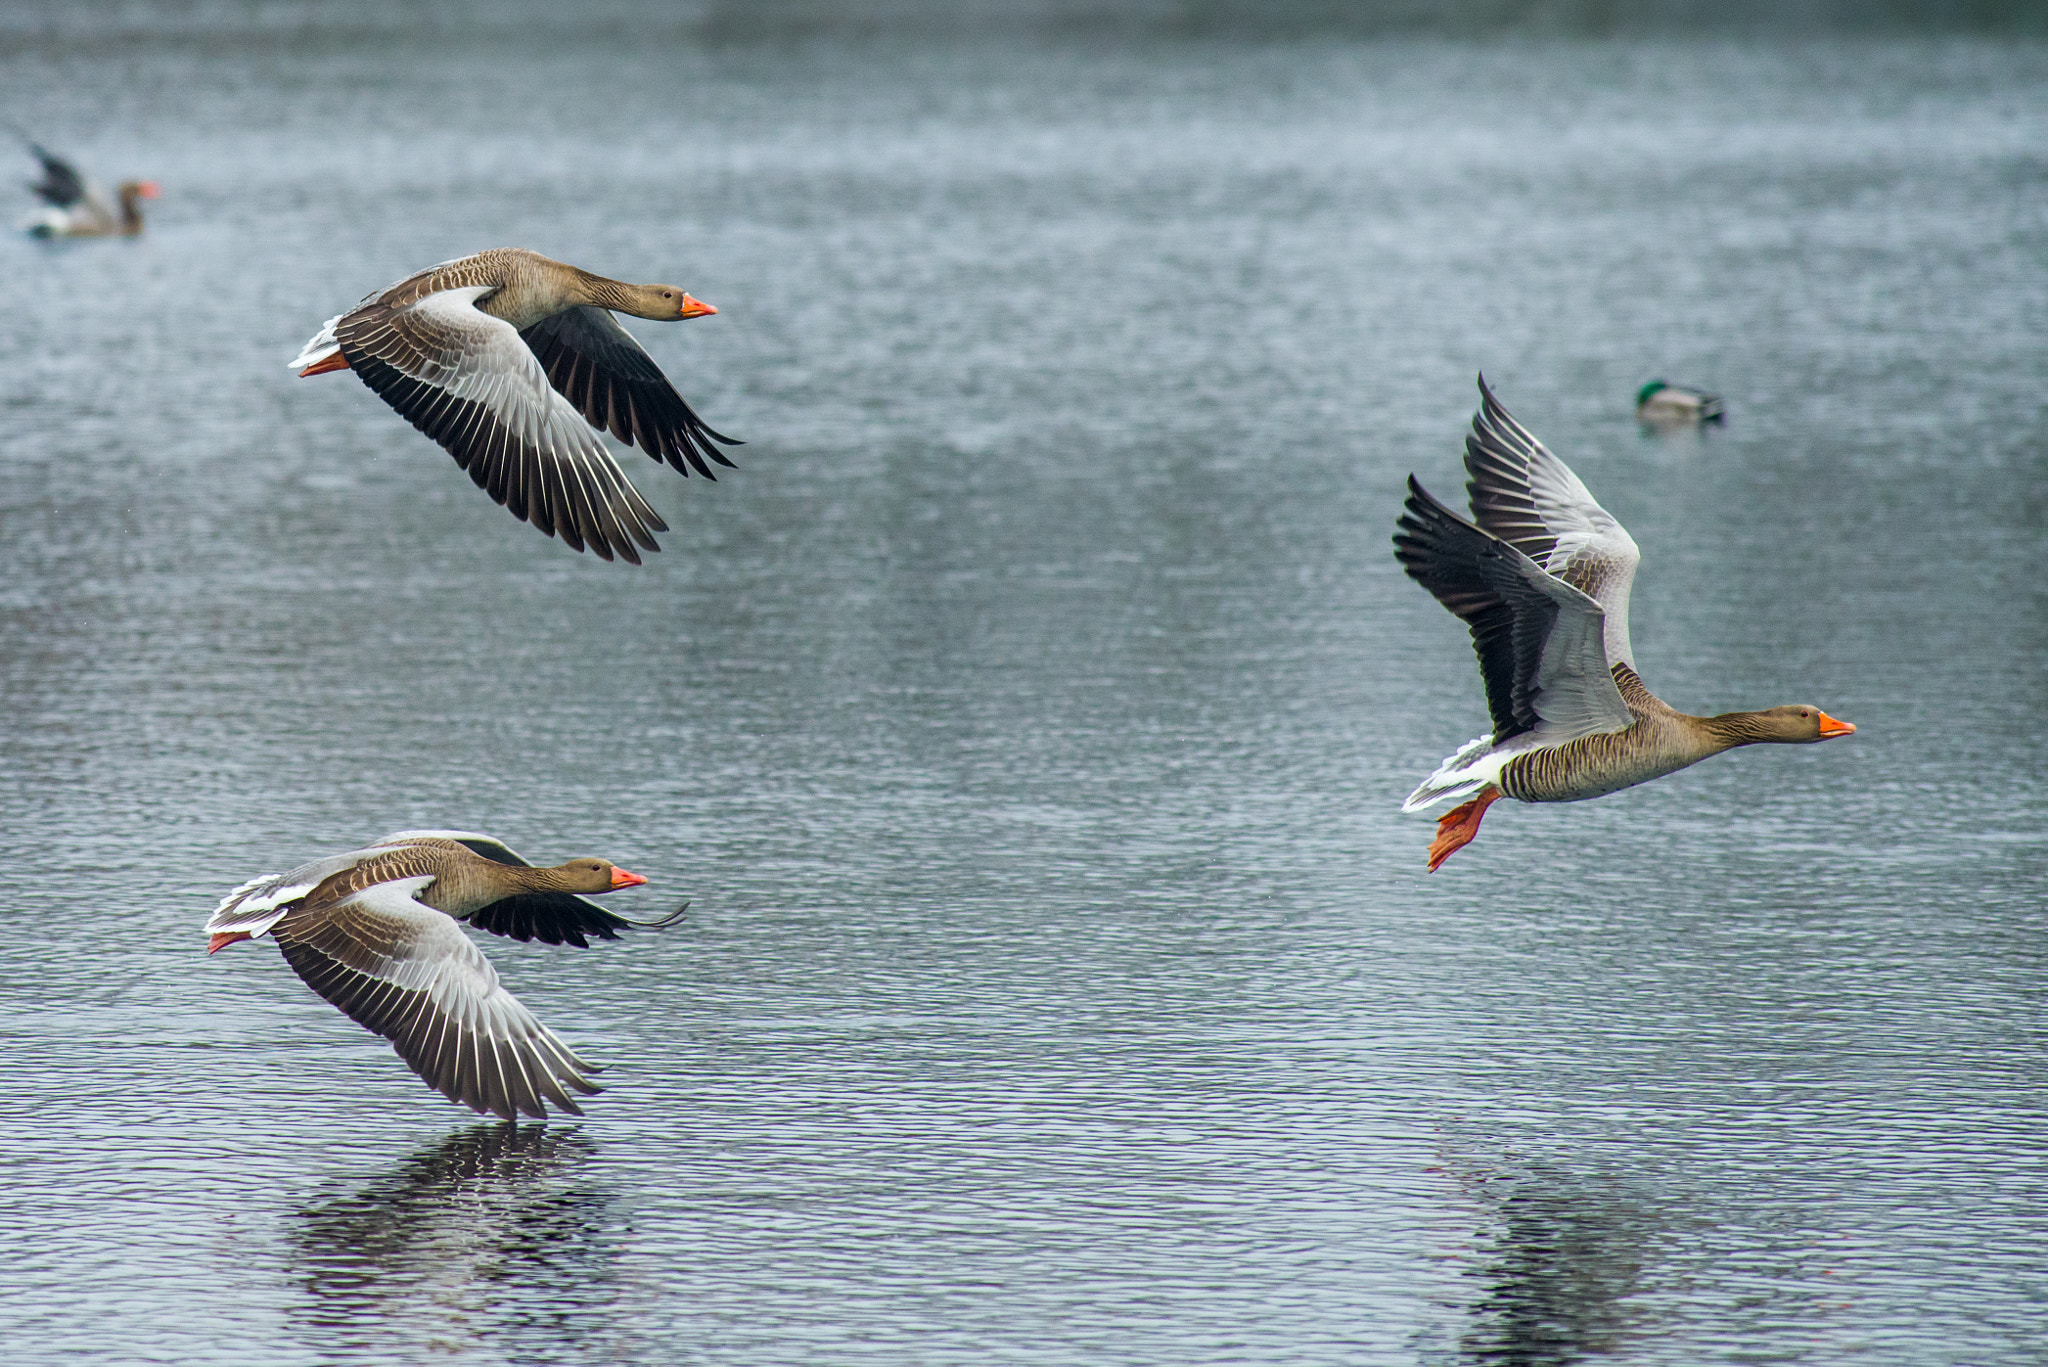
1,15,2044,1366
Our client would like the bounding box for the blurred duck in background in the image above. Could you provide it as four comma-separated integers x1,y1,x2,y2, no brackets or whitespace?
19,141,159,237
1635,379,1723,430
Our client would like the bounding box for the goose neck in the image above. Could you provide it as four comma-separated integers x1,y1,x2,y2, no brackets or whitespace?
1697,711,1775,751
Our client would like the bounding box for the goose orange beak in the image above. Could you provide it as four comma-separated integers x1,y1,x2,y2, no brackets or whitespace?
679,294,716,319
137,181,161,199
610,867,649,889
1817,712,1856,738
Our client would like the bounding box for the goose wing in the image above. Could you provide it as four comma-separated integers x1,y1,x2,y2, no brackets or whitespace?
26,144,85,208
1395,476,1632,746
273,875,601,1120
374,828,690,946
521,306,742,480
1462,377,1642,668
335,287,669,564
460,891,674,948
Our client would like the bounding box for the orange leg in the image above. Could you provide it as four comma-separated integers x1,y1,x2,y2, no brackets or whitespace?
207,931,253,954
1427,786,1501,872
298,352,350,377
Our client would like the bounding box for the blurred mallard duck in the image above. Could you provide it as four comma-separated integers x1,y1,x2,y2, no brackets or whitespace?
1635,380,1723,429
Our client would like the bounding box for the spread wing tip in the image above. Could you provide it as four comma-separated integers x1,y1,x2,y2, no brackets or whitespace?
617,900,690,931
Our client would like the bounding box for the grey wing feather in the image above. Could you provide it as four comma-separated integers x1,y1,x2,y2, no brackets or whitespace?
336,287,669,564
273,877,600,1121
1463,376,1641,668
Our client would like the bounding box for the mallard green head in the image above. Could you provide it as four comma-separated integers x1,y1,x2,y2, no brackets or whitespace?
1635,380,1670,407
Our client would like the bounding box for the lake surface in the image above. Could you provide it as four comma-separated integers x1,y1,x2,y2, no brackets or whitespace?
1,12,2044,1365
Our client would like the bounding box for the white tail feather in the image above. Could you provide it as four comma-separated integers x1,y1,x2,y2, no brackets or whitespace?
214,871,281,909
289,313,343,370
205,871,306,939
19,207,69,237
1401,734,1499,813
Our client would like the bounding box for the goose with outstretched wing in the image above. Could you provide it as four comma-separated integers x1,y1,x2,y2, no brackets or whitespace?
291,248,742,564
1392,378,1854,871
207,830,686,1119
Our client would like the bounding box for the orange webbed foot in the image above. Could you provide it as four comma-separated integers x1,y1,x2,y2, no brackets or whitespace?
1427,786,1501,872
207,931,253,954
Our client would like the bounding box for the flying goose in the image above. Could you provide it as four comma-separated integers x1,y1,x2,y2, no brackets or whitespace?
1393,378,1853,871
1635,380,1723,429
291,248,742,564
20,142,158,237
206,830,685,1119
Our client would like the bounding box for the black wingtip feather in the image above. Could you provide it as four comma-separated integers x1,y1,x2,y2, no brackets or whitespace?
1393,471,1550,745
522,307,744,485
464,892,637,947
620,900,690,930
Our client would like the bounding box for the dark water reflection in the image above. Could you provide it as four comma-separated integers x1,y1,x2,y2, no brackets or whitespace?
1450,1170,1648,1367
293,1125,616,1358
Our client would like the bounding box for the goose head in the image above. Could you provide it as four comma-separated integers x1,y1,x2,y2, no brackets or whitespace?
544,858,650,893
1711,704,1857,745
111,180,161,235
617,283,717,321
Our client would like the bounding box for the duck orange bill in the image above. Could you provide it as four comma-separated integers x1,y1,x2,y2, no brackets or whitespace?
1817,712,1856,737
679,294,717,318
610,867,649,889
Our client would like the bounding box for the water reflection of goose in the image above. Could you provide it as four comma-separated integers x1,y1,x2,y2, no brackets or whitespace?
294,1124,618,1352
1436,1164,1649,1367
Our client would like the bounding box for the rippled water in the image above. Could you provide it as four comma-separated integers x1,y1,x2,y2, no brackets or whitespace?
1,14,2044,1365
